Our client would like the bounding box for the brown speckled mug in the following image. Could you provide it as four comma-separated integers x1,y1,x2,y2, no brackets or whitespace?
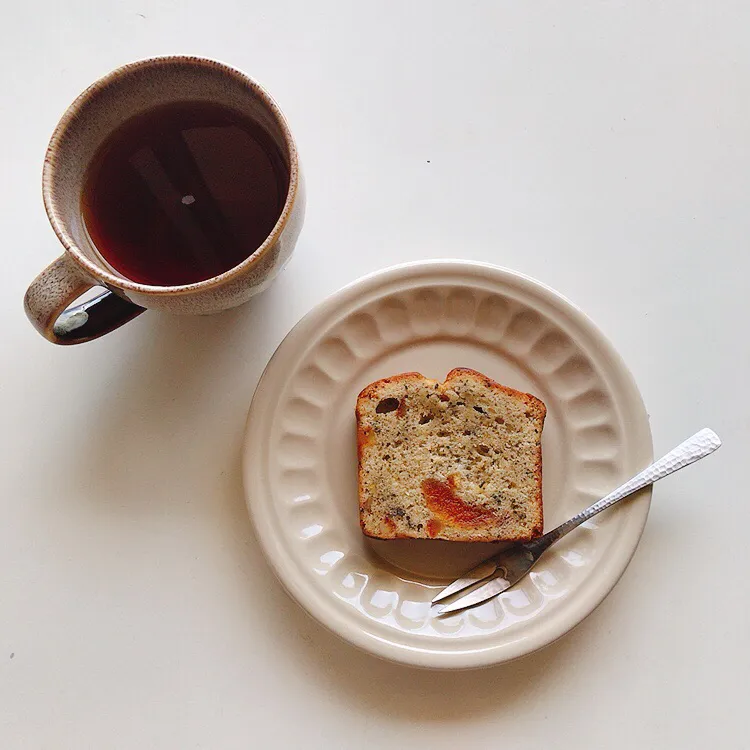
24,56,304,345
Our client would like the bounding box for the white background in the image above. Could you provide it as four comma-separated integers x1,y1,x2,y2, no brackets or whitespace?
1,2,748,748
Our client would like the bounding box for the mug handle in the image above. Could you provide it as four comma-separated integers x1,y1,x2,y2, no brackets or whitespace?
24,254,145,345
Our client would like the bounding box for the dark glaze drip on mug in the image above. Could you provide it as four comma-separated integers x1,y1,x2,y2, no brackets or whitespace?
81,101,290,286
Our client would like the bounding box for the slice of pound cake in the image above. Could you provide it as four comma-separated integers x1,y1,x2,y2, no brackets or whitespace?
356,368,546,542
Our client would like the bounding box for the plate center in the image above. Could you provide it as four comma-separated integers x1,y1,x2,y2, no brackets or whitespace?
365,537,510,581
325,336,568,581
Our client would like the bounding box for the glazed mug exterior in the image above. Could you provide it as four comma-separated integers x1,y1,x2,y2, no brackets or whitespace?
24,56,304,345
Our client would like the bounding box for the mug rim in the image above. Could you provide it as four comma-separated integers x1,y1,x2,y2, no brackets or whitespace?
42,55,300,296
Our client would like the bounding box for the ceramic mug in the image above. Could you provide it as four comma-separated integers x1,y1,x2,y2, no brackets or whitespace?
24,56,304,345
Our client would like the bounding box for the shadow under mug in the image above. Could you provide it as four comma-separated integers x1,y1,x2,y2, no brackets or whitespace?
24,56,304,345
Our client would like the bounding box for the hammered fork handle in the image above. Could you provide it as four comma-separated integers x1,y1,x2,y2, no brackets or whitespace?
528,428,722,555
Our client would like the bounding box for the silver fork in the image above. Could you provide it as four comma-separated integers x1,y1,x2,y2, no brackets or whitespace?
433,428,722,615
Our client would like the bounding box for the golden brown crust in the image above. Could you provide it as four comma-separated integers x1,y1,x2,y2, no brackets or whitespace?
356,368,545,542
361,527,414,540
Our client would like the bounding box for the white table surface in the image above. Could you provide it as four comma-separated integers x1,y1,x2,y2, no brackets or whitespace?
2,2,748,747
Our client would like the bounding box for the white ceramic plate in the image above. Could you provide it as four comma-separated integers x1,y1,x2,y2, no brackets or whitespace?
243,261,652,668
